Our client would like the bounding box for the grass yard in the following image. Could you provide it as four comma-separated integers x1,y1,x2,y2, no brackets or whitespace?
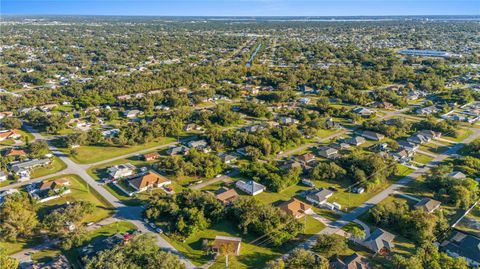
37,174,114,223
412,153,434,165
164,217,324,269
31,249,62,263
0,237,43,255
30,157,67,178
62,137,176,164
444,128,473,143
0,179,15,187
65,221,137,268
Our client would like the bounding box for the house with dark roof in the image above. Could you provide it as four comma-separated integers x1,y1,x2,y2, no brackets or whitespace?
362,228,395,255
442,232,480,267
166,146,189,156
448,171,466,180
414,198,441,213
329,253,369,269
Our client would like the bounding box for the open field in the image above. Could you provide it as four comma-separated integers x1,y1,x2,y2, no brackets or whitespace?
60,137,176,164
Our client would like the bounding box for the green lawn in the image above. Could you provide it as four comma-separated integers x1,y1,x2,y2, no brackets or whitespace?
61,137,176,164
164,217,323,269
37,174,114,223
413,153,433,165
31,249,62,263
0,237,43,255
65,221,137,268
0,179,15,187
444,128,473,143
30,157,67,178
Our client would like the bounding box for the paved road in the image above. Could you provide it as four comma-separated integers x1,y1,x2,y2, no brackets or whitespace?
279,127,480,257
17,124,198,269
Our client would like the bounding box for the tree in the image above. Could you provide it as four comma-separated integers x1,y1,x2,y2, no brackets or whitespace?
350,226,366,240
27,140,50,158
85,234,186,269
0,194,38,241
0,247,19,269
283,248,327,269
313,234,348,258
1,117,22,129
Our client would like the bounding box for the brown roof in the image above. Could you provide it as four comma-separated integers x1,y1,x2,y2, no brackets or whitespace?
143,152,160,160
214,188,239,205
129,171,169,190
297,153,315,163
6,148,27,157
0,129,20,139
279,198,312,218
39,181,55,191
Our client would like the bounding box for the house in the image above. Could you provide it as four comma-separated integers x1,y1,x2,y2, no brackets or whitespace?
0,171,7,182
326,118,342,129
212,236,242,256
278,117,299,125
280,160,302,170
417,130,441,140
317,146,340,159
107,163,136,180
442,232,480,267
345,136,366,146
0,129,21,141
166,146,189,156
374,101,394,110
214,187,239,205
414,198,441,213
101,129,120,138
123,109,142,119
329,253,369,269
27,178,71,202
363,228,395,255
0,189,20,205
279,198,313,218
298,85,317,93
392,149,413,161
416,105,440,115
352,107,374,116
219,153,237,164
398,140,419,152
331,143,351,150
184,123,203,131
447,171,466,180
297,153,316,165
187,140,208,149
128,170,171,192
407,134,430,144
306,188,334,206
299,97,310,105
359,130,385,141
39,104,58,112
9,158,51,175
235,180,266,196
4,148,27,158
143,152,160,161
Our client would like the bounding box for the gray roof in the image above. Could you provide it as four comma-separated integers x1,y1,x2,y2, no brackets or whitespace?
415,198,441,213
444,232,480,264
9,158,51,173
235,180,265,195
364,228,395,252
307,188,333,203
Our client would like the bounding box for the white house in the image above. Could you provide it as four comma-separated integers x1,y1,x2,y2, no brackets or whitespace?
235,180,266,196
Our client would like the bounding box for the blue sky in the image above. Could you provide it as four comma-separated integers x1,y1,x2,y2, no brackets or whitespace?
2,0,479,16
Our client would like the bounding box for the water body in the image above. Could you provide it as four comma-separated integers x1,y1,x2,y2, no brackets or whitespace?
246,44,262,68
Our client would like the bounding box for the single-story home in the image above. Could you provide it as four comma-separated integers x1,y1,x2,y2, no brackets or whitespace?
414,198,441,214
306,188,333,206
214,187,239,205
345,136,366,146
317,146,339,159
128,170,171,193
362,228,395,255
0,129,21,141
297,153,316,165
442,232,480,268
107,163,136,180
166,146,189,156
212,236,242,256
235,180,266,196
143,152,160,161
359,130,385,141
329,253,368,269
279,198,313,218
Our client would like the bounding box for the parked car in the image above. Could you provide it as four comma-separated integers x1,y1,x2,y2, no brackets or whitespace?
155,228,163,233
